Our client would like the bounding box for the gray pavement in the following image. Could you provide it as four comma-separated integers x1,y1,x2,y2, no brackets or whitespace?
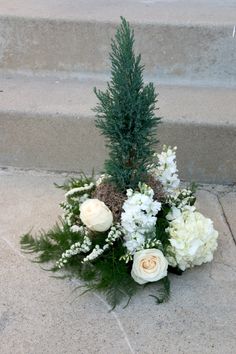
0,168,236,354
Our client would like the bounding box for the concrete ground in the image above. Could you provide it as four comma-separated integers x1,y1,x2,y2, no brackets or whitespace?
0,167,236,354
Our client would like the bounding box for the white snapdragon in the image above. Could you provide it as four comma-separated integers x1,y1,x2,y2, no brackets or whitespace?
120,237,162,263
121,183,161,254
82,225,122,263
105,225,122,245
152,145,180,194
166,188,196,223
65,182,94,199
61,182,94,226
96,174,110,186
167,188,195,209
56,235,92,269
166,209,218,271
82,245,105,263
70,225,84,233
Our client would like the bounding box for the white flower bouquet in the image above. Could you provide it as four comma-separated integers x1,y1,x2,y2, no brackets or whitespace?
21,18,218,307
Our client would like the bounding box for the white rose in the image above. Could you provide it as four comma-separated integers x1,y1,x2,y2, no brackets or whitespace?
80,199,113,232
131,249,168,285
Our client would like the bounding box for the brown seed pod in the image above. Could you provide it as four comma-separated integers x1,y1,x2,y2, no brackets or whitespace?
144,175,166,202
92,183,127,222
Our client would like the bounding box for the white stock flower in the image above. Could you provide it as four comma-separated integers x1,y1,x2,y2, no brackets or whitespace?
166,209,218,271
80,199,113,232
131,249,168,285
152,145,180,194
121,184,161,253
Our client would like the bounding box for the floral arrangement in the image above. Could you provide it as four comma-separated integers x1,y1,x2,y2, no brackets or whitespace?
21,18,218,308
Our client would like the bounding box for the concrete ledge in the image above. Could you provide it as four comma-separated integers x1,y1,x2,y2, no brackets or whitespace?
0,0,236,25
0,74,235,183
0,1,236,86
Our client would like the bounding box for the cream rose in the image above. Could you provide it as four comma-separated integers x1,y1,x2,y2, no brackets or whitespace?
131,249,168,285
80,198,113,232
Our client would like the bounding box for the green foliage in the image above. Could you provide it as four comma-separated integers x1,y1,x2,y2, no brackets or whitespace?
57,175,95,226
20,221,83,264
81,243,139,309
21,226,139,308
149,276,170,304
94,17,161,192
21,222,172,308
54,174,94,192
155,209,171,250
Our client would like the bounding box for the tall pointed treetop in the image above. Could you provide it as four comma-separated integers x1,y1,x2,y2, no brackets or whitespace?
94,17,161,191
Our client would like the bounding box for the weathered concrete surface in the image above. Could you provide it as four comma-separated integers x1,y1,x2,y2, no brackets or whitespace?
0,169,236,354
0,0,236,86
219,192,236,244
1,74,236,184
1,0,235,25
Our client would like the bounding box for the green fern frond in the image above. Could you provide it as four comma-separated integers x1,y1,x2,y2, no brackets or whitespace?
21,232,59,262
20,221,84,263
54,174,94,191
149,276,170,304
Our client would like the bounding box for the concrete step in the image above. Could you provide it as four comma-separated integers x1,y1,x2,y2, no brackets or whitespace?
0,0,236,87
0,169,236,353
0,73,235,184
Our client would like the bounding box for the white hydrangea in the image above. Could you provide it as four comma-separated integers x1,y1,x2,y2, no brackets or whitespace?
166,209,218,271
166,205,196,222
152,145,180,194
121,183,161,254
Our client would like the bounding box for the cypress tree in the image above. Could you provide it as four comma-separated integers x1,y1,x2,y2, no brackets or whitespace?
94,17,161,192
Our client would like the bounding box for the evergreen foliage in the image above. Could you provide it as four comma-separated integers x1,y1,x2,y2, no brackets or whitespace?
21,221,171,308
94,17,161,192
20,225,144,308
21,221,84,264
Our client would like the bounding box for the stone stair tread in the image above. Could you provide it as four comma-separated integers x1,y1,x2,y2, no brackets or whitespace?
1,3,235,86
0,0,236,25
1,73,236,127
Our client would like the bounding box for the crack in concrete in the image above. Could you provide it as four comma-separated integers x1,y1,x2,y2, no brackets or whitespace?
197,187,236,247
1,237,135,354
1,237,26,258
217,195,236,247
69,278,136,354
92,292,136,354
0,310,11,333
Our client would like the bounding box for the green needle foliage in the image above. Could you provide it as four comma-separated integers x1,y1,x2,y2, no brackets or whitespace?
94,17,161,192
